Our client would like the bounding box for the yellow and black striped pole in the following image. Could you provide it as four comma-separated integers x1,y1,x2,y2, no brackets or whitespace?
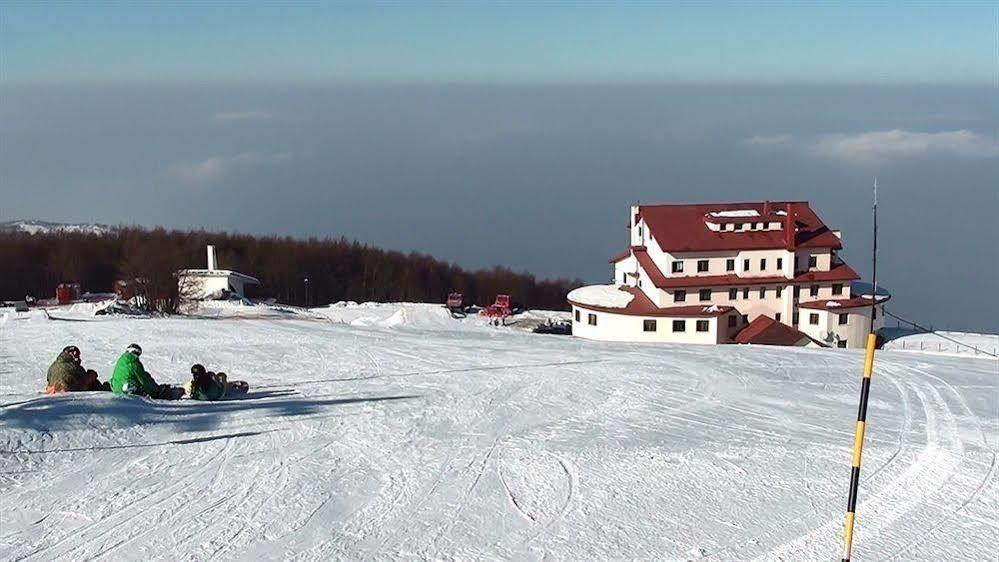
842,178,879,561
841,332,877,561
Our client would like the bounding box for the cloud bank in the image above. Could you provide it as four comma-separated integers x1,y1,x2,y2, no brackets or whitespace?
170,151,291,184
744,129,998,164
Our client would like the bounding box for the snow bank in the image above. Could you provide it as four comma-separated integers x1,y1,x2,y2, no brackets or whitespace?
883,329,998,359
313,301,475,330
567,285,634,308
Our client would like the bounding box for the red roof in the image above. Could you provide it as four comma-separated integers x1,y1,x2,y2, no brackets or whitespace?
633,249,670,286
643,262,860,290
608,245,645,264
734,315,817,346
569,286,735,317
638,201,843,252
798,294,890,310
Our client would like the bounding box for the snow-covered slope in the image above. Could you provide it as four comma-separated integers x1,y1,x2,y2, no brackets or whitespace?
1,307,996,560
0,219,115,236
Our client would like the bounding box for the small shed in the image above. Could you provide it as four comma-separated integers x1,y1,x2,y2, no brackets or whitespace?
176,245,259,301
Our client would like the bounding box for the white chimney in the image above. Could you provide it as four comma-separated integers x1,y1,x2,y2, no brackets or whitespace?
207,245,217,271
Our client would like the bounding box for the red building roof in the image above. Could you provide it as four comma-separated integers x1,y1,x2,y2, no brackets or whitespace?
637,201,843,252
798,294,890,310
568,285,735,317
734,315,818,346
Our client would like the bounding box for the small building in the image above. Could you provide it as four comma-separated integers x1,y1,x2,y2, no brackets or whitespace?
570,201,889,348
176,245,259,301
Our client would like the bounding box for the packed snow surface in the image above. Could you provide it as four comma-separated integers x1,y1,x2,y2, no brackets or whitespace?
1,304,997,560
566,285,634,309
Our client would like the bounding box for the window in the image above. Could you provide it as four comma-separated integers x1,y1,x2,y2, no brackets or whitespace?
588,313,597,326
637,227,643,238
792,312,800,325
741,314,749,324
622,273,626,284
808,255,817,269
776,287,783,298
696,320,709,332
728,288,738,300
837,340,848,348
672,320,686,332
809,313,819,325
793,285,801,297
775,312,782,322
697,259,709,272
638,280,642,288
726,258,735,271
743,287,749,299
643,319,657,332
574,309,580,322
759,287,766,298
756,222,764,230
777,257,783,270
672,261,684,274
743,259,750,271
699,289,712,302
674,290,686,303
810,285,819,297
728,315,737,327
760,258,767,270
832,283,843,295
838,313,848,325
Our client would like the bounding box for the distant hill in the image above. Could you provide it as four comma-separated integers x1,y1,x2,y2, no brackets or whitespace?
0,219,116,236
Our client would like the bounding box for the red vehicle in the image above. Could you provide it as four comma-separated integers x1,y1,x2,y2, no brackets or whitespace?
480,294,512,318
445,292,467,318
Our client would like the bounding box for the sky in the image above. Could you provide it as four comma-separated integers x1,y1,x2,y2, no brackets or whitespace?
1,3,998,331
2,2,996,84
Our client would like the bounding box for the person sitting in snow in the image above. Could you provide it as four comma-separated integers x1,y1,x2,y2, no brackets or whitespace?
45,345,109,393
184,364,229,401
110,343,164,398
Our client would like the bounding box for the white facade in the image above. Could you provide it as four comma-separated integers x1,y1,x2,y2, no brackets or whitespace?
177,245,260,301
570,305,738,345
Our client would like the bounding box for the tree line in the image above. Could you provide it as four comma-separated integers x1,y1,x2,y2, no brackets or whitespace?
0,227,580,312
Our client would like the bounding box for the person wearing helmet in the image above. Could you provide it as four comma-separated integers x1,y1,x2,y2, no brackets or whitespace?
46,345,108,393
110,344,161,397
184,364,228,401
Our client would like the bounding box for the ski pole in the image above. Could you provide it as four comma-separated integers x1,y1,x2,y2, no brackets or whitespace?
841,331,877,561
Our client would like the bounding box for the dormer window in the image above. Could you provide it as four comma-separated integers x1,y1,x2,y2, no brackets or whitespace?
808,255,817,269
697,260,709,273
672,261,684,274
756,222,764,230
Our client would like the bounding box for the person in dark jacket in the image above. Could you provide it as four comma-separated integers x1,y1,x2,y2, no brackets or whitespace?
46,345,109,393
184,364,228,401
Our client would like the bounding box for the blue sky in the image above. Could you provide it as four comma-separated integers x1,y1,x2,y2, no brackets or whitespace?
2,2,995,84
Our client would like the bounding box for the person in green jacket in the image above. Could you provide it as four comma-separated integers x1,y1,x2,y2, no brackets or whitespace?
110,343,162,397
46,345,108,393
184,364,228,401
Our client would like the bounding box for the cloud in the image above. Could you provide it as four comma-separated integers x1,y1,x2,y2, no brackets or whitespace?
170,151,291,184
743,129,998,165
212,110,271,122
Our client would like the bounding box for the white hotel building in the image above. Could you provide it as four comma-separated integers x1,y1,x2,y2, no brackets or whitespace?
568,201,888,348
